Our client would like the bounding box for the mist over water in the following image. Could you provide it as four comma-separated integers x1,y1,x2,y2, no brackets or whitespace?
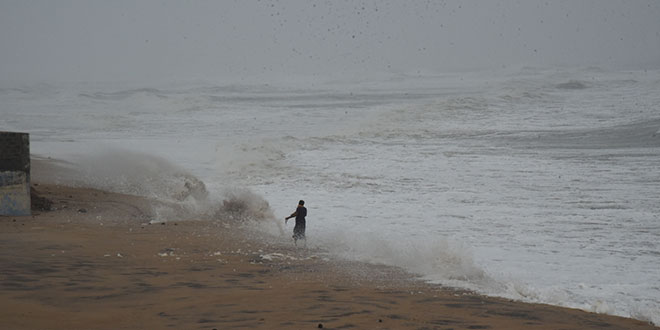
2,0,660,325
1,1,659,82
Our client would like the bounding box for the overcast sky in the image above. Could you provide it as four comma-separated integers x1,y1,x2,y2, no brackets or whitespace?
1,0,659,82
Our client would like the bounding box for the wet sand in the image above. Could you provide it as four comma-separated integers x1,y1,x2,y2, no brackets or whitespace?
0,184,656,330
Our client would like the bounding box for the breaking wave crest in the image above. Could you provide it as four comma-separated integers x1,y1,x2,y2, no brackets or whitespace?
31,149,279,226
214,187,275,222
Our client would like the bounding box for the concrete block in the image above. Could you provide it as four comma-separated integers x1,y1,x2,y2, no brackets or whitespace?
0,132,30,216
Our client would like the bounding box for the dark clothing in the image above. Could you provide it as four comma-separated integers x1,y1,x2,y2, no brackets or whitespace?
291,206,307,240
294,206,307,221
293,219,306,240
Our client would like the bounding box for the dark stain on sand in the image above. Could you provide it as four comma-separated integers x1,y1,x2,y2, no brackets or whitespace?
327,309,373,318
235,272,255,278
127,267,169,277
486,309,542,321
175,281,208,289
429,318,462,326
386,313,407,320
2,277,42,290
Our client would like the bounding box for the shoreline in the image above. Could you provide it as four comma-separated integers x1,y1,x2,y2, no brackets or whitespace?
0,183,656,329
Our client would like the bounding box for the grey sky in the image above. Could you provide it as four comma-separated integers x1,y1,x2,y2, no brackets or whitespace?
1,0,659,82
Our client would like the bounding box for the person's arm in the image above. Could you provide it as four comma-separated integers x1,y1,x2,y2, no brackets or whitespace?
285,210,297,222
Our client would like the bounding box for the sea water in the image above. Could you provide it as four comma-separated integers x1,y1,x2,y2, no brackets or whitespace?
2,67,659,324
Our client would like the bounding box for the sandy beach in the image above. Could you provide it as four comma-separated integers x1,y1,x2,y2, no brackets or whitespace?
0,183,656,330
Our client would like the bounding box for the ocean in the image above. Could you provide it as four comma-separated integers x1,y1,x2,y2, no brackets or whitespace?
2,67,659,324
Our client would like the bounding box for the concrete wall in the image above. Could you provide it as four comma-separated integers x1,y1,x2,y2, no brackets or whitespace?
0,132,31,216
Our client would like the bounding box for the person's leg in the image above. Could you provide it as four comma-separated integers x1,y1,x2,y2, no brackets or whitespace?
293,220,306,246
293,224,302,245
299,223,306,247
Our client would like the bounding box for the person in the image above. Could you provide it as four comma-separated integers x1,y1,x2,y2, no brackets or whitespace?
285,200,307,245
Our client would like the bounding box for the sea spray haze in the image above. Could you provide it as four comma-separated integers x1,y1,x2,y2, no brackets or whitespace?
2,0,660,325
1,1,659,81
31,150,278,227
3,67,660,324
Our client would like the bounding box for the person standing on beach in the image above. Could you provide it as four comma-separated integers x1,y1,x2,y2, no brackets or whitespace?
285,200,306,245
